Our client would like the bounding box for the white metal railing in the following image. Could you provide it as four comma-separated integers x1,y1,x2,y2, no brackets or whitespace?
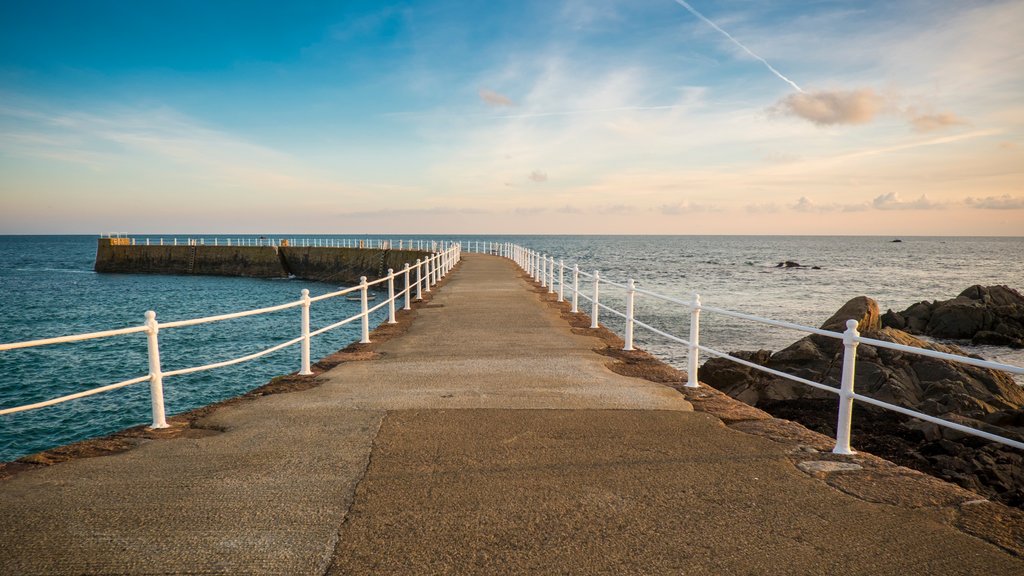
503,243,1024,453
99,234,450,252
0,244,461,429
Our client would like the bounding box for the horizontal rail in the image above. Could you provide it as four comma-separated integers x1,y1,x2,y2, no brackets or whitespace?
855,334,1024,375
309,285,361,303
162,336,304,378
697,344,842,395
852,394,1024,450
632,318,690,347
308,315,361,338
0,375,150,416
0,325,149,352
597,302,627,320
160,300,304,329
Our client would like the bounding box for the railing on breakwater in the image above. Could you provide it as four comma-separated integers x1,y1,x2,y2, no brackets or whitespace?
99,234,443,251
0,244,461,428
463,241,1024,453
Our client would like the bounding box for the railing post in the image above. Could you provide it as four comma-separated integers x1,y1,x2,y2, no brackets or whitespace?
571,264,579,313
425,258,432,292
144,311,169,429
387,268,397,324
416,258,423,300
624,279,636,351
833,319,860,455
403,263,412,310
359,276,371,343
548,256,555,294
590,270,600,329
686,292,701,388
299,289,312,375
558,260,565,302
540,255,547,288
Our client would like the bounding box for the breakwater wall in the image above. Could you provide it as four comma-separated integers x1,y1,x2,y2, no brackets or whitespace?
94,239,430,284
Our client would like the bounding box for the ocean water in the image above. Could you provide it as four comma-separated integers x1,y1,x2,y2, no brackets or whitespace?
2,235,1022,461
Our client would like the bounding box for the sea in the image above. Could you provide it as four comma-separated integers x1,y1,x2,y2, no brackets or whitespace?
2,235,1023,461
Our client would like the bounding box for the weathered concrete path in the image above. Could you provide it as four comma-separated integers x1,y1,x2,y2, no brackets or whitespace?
1,254,1022,575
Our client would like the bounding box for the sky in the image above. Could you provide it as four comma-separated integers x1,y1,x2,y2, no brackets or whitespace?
1,0,1022,235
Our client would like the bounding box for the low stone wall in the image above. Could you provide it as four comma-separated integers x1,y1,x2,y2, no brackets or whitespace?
279,247,430,284
93,239,430,284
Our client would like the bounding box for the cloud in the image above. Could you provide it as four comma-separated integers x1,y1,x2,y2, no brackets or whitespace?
909,112,965,133
528,170,548,183
872,192,943,210
744,202,780,214
479,89,514,107
964,195,1024,209
791,196,869,213
658,201,718,215
774,89,886,126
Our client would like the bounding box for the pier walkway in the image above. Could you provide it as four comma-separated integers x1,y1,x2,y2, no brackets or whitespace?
2,254,1022,574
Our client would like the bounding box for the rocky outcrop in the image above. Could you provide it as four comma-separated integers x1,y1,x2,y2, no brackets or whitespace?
774,261,822,270
701,295,1024,508
882,285,1024,348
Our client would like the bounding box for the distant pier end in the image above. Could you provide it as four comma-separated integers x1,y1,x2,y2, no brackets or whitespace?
94,238,431,284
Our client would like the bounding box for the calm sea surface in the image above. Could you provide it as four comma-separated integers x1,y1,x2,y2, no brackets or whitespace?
2,235,1022,461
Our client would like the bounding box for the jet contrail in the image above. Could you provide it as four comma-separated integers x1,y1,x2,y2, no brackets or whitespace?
672,0,804,93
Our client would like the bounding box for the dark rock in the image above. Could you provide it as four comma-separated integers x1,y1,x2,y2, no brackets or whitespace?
973,330,1024,349
701,295,1024,508
882,285,1024,348
891,239,903,243
881,309,906,330
776,260,804,268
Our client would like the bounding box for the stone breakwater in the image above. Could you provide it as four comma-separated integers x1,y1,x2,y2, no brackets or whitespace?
700,289,1024,509
94,238,429,285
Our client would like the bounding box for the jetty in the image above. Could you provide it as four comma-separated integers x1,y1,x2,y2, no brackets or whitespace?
2,252,1023,574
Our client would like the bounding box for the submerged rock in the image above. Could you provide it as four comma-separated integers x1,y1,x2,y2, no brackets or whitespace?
701,295,1024,508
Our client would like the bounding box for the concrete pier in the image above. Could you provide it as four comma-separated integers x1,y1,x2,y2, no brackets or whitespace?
2,254,1022,574
94,238,429,284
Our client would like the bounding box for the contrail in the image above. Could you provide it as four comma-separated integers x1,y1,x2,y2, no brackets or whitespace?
672,0,804,93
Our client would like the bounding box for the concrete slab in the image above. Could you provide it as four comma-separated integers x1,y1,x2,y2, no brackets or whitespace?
330,409,1024,575
315,254,692,412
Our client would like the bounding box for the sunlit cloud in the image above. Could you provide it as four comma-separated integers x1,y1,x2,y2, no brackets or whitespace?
791,196,869,213
908,112,966,133
773,89,886,126
658,201,719,215
872,192,944,210
964,195,1024,210
479,89,514,107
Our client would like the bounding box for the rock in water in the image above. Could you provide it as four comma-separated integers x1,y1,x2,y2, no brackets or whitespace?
882,285,1024,348
701,295,1024,508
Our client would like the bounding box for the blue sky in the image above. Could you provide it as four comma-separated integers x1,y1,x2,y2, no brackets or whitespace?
1,0,1022,234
